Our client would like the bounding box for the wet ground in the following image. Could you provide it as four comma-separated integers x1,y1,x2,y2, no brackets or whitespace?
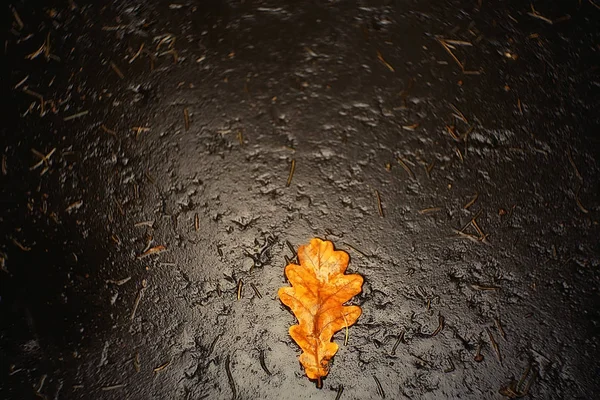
1,0,599,399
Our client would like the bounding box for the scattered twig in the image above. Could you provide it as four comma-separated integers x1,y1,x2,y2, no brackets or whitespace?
471,284,500,291
486,327,502,364
391,331,405,355
429,315,445,337
11,5,24,30
130,279,148,321
463,193,479,209
101,384,126,391
65,200,83,213
372,189,384,217
437,38,463,70
225,355,237,400
495,317,507,341
153,360,171,373
64,110,89,121
107,276,131,286
335,385,344,400
342,242,370,258
14,75,29,89
444,356,456,373
426,161,435,178
474,341,484,362
129,43,144,63
527,4,554,24
237,279,243,300
566,148,583,181
286,158,296,187
22,88,45,115
183,108,190,131
194,213,199,231
402,123,419,131
134,352,141,372
419,207,441,215
101,124,117,137
250,283,262,299
499,363,537,398
450,104,468,124
137,245,166,259
397,157,415,179
30,148,56,174
373,375,385,399
575,185,589,214
376,50,394,72
132,126,150,139
134,220,154,228
110,61,125,79
259,350,271,376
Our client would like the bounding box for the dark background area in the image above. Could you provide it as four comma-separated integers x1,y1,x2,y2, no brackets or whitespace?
1,0,599,399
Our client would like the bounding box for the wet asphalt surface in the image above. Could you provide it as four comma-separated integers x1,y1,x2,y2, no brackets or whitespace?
2,0,600,399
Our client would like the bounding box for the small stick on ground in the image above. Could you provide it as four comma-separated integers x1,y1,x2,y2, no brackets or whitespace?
259,350,271,376
517,98,524,115
528,4,554,24
474,341,484,362
342,242,370,258
22,88,45,115
194,213,199,231
566,148,583,181
130,279,148,321
129,43,144,63
30,148,56,170
183,108,190,131
132,127,150,139
376,50,394,72
11,6,24,30
402,123,419,131
225,355,237,400
101,124,117,137
285,240,298,262
426,161,435,178
471,284,500,291
237,279,243,300
64,111,89,121
450,104,468,124
110,61,125,79
486,327,502,364
391,331,405,355
335,385,344,400
455,147,464,163
419,207,441,215
495,317,507,340
101,384,126,391
575,185,589,214
373,375,385,398
463,193,479,209
107,276,131,286
430,315,445,337
397,157,415,179
444,357,456,373
250,283,262,299
153,360,171,373
375,189,384,217
134,352,141,372
286,158,296,187
137,245,166,259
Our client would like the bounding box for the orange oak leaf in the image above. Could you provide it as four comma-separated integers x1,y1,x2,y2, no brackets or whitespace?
278,238,364,385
